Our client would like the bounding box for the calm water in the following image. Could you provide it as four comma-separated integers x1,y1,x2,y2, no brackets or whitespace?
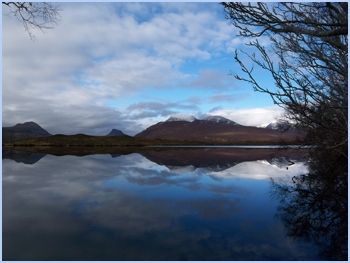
2,148,336,260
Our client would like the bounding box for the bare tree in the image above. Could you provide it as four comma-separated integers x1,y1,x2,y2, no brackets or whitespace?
222,2,348,153
3,2,60,38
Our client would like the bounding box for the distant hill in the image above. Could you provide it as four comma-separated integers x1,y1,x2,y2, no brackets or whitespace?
106,129,127,137
3,121,51,142
136,115,304,144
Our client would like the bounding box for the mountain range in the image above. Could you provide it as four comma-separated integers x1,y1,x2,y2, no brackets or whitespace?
4,147,307,170
3,116,305,145
135,115,303,144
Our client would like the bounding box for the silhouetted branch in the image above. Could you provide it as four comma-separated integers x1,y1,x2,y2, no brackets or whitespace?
223,2,348,152
3,2,60,38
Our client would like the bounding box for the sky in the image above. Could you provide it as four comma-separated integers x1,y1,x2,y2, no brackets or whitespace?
3,2,284,135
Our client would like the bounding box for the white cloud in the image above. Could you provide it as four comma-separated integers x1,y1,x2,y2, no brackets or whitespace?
188,69,236,90
209,106,285,127
83,53,181,98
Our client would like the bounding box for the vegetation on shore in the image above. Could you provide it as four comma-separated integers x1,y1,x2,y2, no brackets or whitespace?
3,133,305,148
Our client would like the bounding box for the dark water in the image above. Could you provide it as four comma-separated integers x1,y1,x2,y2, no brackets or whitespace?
2,148,346,260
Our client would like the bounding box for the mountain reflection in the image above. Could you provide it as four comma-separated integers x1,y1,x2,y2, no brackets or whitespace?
3,149,46,164
272,147,348,260
3,147,307,170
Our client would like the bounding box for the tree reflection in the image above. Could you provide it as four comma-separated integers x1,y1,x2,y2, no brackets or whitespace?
272,147,347,260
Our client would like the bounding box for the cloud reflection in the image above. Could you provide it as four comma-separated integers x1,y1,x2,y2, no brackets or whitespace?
3,152,319,260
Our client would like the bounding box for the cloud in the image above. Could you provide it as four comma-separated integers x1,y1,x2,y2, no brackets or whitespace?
208,93,248,103
3,3,240,134
3,102,139,136
187,69,236,90
127,101,197,112
124,101,200,131
209,106,285,127
209,160,308,180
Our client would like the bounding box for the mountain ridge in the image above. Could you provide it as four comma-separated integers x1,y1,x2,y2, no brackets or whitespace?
3,116,305,145
136,116,304,144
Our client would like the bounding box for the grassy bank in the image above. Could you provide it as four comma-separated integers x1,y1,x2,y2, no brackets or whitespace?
3,134,305,148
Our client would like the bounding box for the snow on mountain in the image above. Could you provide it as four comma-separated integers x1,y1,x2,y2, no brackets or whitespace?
203,115,237,125
166,115,237,124
266,120,295,131
266,122,279,129
166,115,197,122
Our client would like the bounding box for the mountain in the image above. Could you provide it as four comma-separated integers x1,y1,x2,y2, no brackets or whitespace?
266,120,296,131
136,115,304,144
106,129,126,137
3,121,51,142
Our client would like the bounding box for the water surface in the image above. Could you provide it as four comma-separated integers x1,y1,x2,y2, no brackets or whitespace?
2,148,333,260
